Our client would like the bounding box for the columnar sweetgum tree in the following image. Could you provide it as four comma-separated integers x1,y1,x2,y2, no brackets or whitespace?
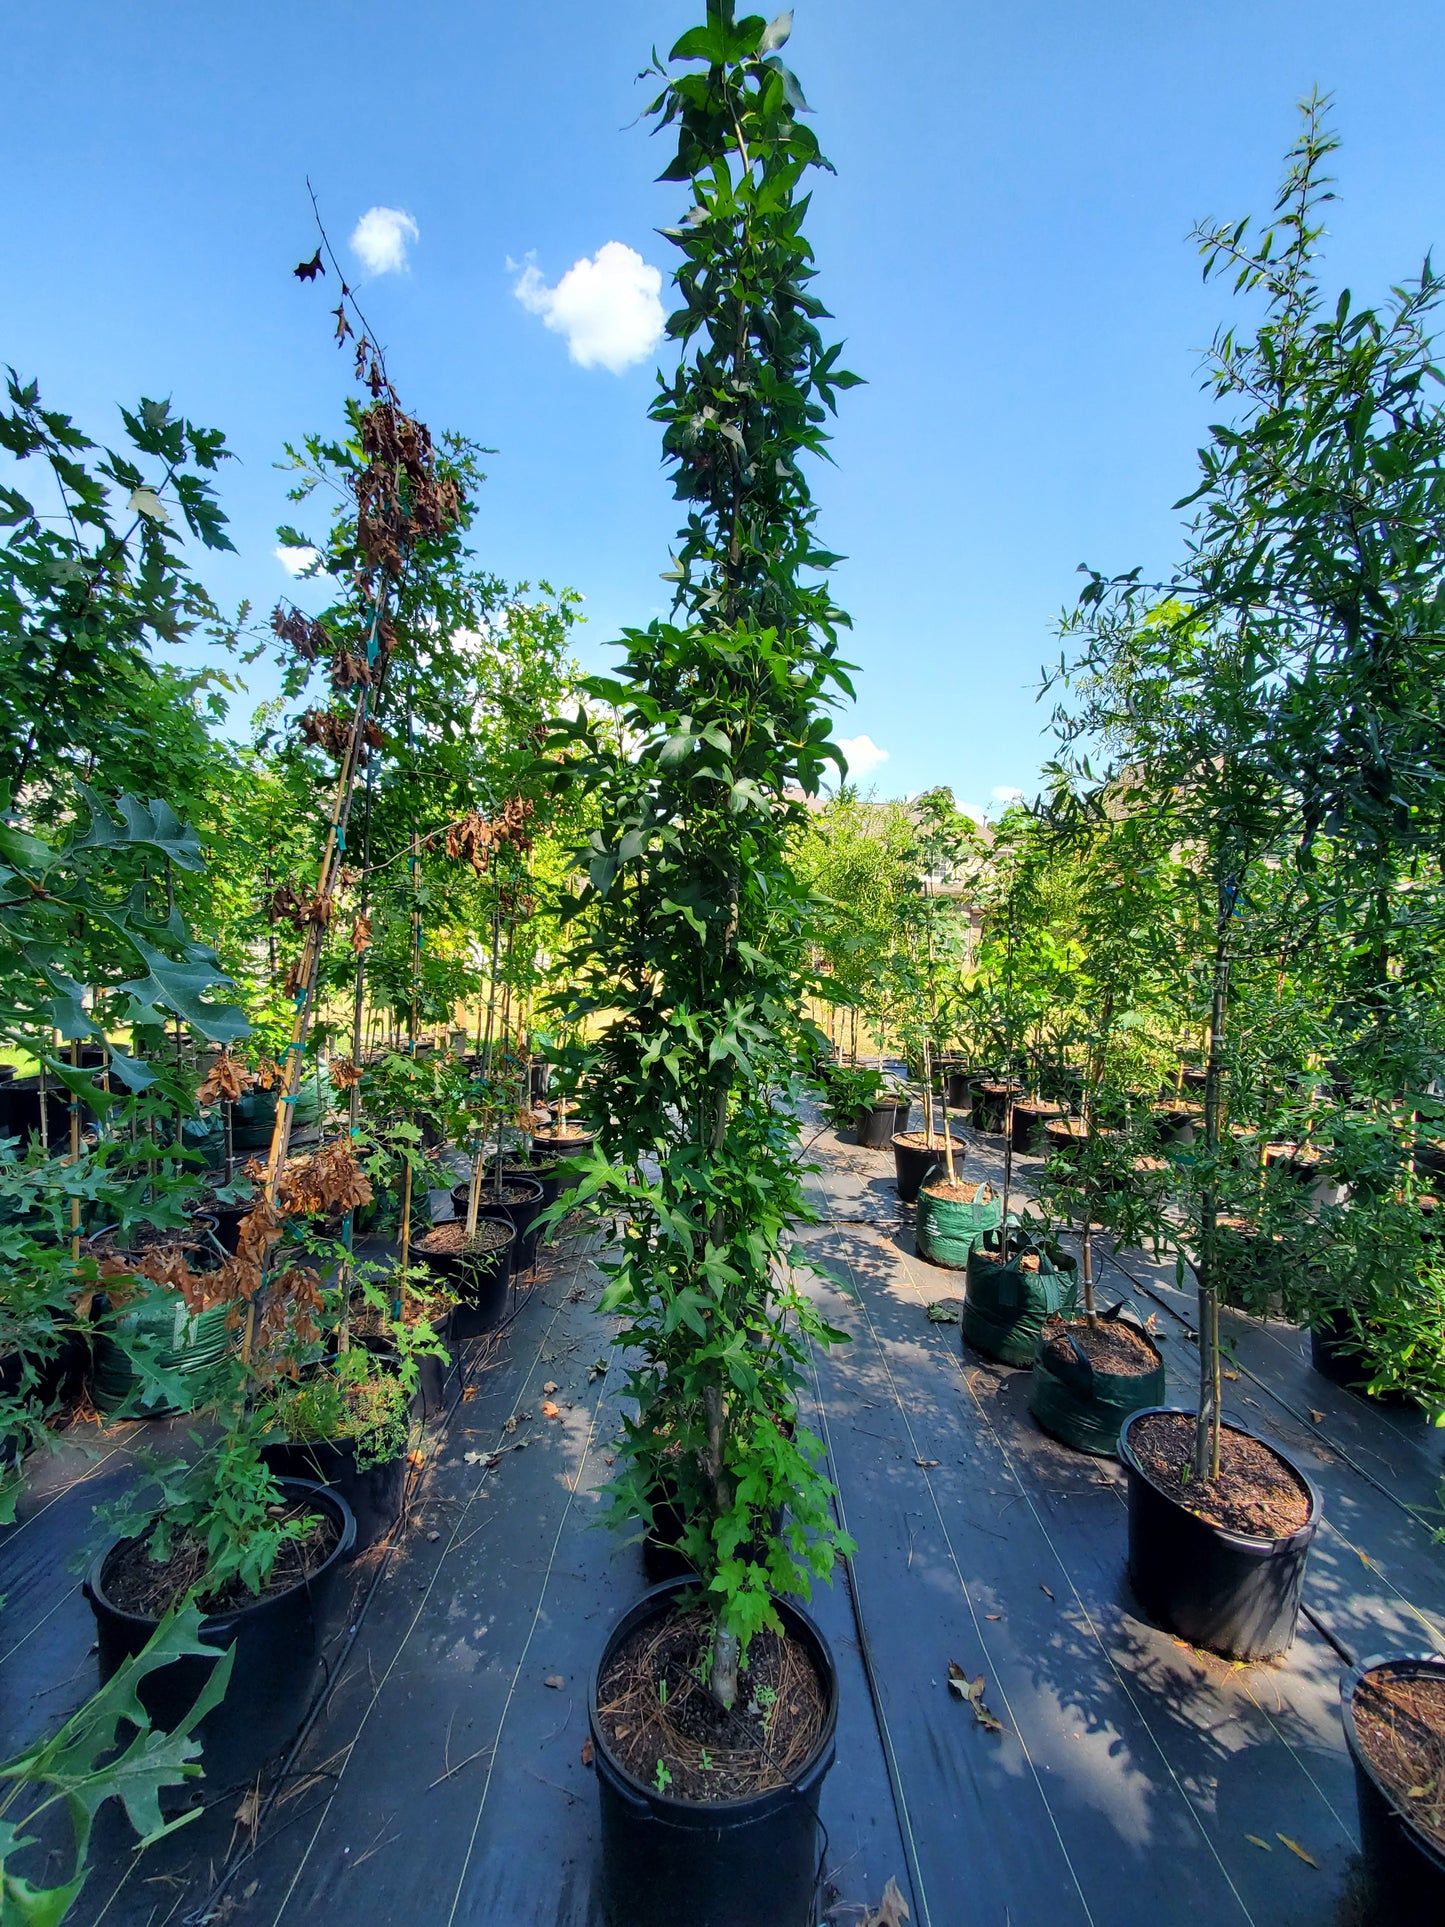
548,2,857,1706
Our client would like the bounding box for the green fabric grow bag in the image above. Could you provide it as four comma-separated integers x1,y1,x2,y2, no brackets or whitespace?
1028,1301,1166,1455
92,1288,232,1416
230,1076,331,1151
915,1182,1001,1270
962,1235,1072,1366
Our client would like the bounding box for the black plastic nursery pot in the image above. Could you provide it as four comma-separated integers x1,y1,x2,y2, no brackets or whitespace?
1118,1407,1321,1660
1309,1311,1412,1407
262,1437,406,1555
855,1096,910,1149
83,1479,356,1791
969,1079,1020,1134
1340,1653,1445,1926
890,1131,963,1204
944,1066,976,1109
589,1579,839,1927
419,1212,516,1338
1011,1100,1065,1155
529,1126,595,1192
451,1175,545,1275
503,1157,563,1216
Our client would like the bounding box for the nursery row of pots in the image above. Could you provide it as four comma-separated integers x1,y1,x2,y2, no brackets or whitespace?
862,1113,1444,1918
13,1118,596,1806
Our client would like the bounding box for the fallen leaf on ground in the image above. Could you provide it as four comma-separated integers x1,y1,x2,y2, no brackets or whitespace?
1245,1834,1272,1852
462,1384,478,1402
544,1675,565,1690
543,1381,558,1394
947,1662,1004,1732
1276,1834,1318,1867
541,1401,560,1418
580,1738,594,1767
914,1458,939,1468
927,1304,960,1323
1040,1584,1055,1600
986,1613,1002,1621
860,1876,911,1926
408,1449,427,1466
1309,1410,1324,1423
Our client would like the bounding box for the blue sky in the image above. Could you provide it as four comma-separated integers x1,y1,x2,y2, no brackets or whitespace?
4,1,1443,816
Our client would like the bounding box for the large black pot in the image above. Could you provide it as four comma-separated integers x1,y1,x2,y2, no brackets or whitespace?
968,1079,1019,1134
262,1437,406,1554
589,1579,838,1927
855,1097,910,1149
529,1127,594,1193
83,1479,355,1791
1341,1653,1445,1926
1011,1100,1065,1155
419,1211,516,1339
1309,1312,1412,1407
450,1176,545,1276
943,1067,974,1109
890,1131,963,1204
1119,1407,1321,1660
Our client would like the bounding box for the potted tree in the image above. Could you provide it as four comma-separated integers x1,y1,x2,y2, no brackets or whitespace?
542,14,855,1924
1026,801,1175,1453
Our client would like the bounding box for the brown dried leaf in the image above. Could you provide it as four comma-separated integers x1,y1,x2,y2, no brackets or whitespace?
543,1675,565,1690
860,1876,911,1927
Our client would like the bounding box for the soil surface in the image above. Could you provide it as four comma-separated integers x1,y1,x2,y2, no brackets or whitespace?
922,1179,984,1204
1043,1318,1158,1377
531,1128,594,1145
895,1131,964,1151
1128,1411,1312,1537
972,1244,1040,1271
1352,1666,1445,1852
417,1219,511,1256
503,1159,557,1179
103,1499,340,1617
596,1602,828,1804
457,1183,536,1207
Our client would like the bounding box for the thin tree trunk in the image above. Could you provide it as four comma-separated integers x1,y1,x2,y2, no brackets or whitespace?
1194,887,1232,1482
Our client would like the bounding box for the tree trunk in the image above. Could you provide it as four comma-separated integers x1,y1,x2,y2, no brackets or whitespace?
1193,887,1232,1482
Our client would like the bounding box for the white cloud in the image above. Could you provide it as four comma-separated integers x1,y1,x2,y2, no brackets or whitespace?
991,785,1024,805
512,242,665,374
959,802,989,825
274,544,319,576
838,734,890,781
350,206,419,276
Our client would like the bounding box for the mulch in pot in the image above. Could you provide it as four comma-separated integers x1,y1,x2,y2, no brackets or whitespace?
103,1498,341,1618
1128,1410,1312,1538
894,1131,963,1151
921,1178,984,1204
595,1602,827,1805
972,1243,1043,1272
1352,1667,1445,1855
1042,1318,1158,1376
417,1219,511,1258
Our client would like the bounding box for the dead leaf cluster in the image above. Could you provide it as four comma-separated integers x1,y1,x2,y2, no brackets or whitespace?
196,1051,256,1108
271,605,329,661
